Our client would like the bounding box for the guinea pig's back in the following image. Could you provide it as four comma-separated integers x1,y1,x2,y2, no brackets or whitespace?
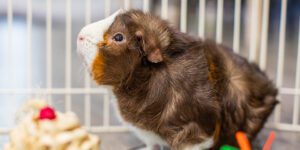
202,40,278,147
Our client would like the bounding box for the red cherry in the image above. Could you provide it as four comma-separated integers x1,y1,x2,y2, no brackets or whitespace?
39,106,56,120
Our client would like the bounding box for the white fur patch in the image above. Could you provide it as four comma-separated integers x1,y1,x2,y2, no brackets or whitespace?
129,125,169,147
77,9,123,70
183,137,214,150
111,98,168,148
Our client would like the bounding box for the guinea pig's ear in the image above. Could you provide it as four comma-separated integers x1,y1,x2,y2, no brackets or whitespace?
135,31,163,63
121,14,136,28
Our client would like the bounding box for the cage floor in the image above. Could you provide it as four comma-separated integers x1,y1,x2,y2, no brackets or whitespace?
2,128,298,150
91,128,300,150
102,128,300,150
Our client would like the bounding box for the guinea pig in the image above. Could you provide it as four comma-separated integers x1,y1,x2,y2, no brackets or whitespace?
77,9,278,150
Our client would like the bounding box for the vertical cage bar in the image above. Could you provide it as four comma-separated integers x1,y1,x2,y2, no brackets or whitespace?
143,0,150,12
85,0,91,26
198,0,205,38
65,0,72,111
249,0,259,62
27,0,32,88
180,0,187,33
161,0,168,19
103,0,110,126
292,19,300,125
233,0,241,53
46,0,52,105
7,0,13,45
7,0,13,87
259,0,270,70
216,0,223,43
84,0,92,128
103,94,110,126
124,0,130,10
104,0,110,17
274,0,287,123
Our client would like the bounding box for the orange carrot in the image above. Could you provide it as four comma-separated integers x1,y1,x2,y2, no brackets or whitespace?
235,131,251,150
263,131,276,150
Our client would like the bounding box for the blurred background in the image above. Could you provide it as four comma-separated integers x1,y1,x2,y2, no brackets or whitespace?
0,0,300,149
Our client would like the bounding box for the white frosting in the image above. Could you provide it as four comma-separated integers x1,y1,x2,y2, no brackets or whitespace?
5,100,100,150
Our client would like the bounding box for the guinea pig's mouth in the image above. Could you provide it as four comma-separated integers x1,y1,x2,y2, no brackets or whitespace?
78,51,89,70
76,9,124,71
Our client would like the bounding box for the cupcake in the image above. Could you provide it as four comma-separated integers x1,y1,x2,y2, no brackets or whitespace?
4,100,100,150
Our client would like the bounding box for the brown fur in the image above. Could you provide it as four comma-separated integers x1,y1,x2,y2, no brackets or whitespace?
90,10,278,149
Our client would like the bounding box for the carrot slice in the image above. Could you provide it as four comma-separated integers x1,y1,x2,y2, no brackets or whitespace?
263,131,276,150
235,131,251,150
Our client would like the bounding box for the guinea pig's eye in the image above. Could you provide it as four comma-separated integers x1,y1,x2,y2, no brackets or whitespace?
112,33,124,42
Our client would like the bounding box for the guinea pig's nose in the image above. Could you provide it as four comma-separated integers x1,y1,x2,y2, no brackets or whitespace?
78,35,85,42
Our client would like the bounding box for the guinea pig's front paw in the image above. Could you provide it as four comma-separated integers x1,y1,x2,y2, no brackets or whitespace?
137,147,151,150
137,145,163,150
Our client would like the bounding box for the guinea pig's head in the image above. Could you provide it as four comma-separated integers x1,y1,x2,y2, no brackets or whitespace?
77,9,171,85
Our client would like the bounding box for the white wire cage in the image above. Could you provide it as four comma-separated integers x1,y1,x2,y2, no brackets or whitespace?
0,0,300,140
